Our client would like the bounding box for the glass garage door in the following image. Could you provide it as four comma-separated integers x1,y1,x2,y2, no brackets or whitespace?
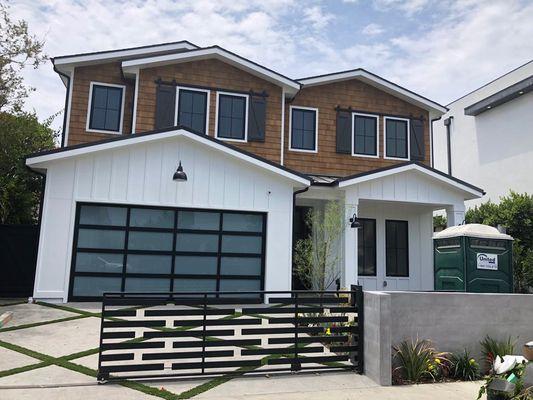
69,203,266,300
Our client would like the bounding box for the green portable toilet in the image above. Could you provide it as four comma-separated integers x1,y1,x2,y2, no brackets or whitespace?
433,224,513,293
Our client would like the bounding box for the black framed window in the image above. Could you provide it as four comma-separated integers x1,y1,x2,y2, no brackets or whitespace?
353,114,378,156
177,89,208,134
88,84,123,132
385,220,409,277
217,93,247,140
69,203,266,300
358,219,376,276
385,118,408,159
290,108,317,151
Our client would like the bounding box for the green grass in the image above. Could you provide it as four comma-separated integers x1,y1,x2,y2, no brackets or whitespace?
0,300,27,307
0,361,51,378
0,314,91,333
35,301,100,317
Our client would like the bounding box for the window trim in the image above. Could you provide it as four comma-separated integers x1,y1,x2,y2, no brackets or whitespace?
215,91,249,143
289,106,319,153
174,86,210,135
357,218,377,277
352,112,379,158
384,116,410,161
86,81,126,135
385,219,409,278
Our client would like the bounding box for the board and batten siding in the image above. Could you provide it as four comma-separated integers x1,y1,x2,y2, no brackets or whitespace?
33,136,296,302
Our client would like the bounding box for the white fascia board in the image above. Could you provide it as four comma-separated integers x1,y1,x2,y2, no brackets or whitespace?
338,164,483,198
26,129,310,186
122,47,301,95
299,70,447,114
53,42,198,69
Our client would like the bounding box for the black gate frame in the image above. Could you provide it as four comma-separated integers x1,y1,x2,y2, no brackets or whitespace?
97,287,364,381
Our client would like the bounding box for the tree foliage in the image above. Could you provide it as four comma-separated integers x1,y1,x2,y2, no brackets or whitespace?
466,191,533,293
293,200,345,290
0,111,57,224
0,1,47,112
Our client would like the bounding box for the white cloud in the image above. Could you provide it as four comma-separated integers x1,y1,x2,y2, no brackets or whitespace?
362,23,384,36
372,0,429,15
302,5,335,30
8,0,533,131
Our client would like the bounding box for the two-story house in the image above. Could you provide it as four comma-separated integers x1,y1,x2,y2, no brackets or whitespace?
26,41,484,302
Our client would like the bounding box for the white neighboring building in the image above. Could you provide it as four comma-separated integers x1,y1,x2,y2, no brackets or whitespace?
433,60,533,207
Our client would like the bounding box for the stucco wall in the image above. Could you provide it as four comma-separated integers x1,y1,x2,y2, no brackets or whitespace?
364,291,533,385
32,134,298,302
433,61,533,207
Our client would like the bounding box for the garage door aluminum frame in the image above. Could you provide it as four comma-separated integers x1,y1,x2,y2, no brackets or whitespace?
68,202,267,301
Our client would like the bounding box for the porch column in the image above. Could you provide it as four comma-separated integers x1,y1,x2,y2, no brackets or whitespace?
344,195,359,288
446,203,466,227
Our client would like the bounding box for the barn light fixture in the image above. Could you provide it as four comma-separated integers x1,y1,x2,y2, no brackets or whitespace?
349,213,361,229
173,161,187,182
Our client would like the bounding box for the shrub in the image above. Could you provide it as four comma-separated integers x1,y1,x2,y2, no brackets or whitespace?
450,350,480,381
480,336,516,372
393,338,449,383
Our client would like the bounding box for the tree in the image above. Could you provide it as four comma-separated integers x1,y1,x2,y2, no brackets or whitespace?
293,200,345,290
466,191,533,293
0,111,57,224
1,1,47,112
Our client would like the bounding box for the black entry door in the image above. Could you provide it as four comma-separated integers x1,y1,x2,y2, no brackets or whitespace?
68,203,266,301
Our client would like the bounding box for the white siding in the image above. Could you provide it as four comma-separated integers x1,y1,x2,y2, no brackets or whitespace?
33,136,297,302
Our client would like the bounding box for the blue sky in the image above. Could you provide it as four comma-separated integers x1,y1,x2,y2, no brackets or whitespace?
11,0,533,128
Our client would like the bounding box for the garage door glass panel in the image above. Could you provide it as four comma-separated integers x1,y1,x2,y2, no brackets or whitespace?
125,278,170,292
174,256,217,275
178,211,220,230
126,255,172,274
77,229,125,249
128,231,173,251
173,278,217,292
176,233,218,252
219,279,260,292
75,252,123,273
221,235,262,254
72,276,122,297
130,208,174,228
79,205,127,226
220,257,261,275
222,213,263,232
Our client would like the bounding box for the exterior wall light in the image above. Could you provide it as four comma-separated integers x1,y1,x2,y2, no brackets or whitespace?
173,161,187,182
349,213,361,229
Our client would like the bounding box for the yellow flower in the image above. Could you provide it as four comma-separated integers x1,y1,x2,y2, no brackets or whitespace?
469,359,476,365
435,359,441,364
325,328,331,335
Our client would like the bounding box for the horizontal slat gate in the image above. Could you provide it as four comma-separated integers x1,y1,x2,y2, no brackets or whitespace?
97,288,364,381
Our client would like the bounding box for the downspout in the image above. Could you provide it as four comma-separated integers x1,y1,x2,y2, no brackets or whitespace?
430,116,441,168
443,116,453,175
280,88,285,165
53,63,71,148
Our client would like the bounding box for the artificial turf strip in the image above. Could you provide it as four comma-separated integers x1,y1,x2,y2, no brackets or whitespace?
0,361,51,378
0,313,90,333
0,301,27,308
35,301,99,317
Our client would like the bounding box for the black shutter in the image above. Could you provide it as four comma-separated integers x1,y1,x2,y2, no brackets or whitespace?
410,118,425,161
248,96,266,142
155,84,176,130
336,110,351,154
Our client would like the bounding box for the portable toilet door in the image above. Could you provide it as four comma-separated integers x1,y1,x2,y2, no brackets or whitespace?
434,236,466,291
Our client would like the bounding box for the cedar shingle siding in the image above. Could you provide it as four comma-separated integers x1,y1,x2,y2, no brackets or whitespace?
66,58,430,177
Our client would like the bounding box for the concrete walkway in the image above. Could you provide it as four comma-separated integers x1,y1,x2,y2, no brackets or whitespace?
0,302,484,399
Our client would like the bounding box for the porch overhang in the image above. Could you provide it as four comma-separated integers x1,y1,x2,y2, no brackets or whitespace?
336,162,485,201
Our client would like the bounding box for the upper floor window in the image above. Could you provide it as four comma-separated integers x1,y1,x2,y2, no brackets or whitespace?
216,92,248,142
87,82,125,134
384,117,409,159
176,87,209,134
353,113,378,157
290,106,318,152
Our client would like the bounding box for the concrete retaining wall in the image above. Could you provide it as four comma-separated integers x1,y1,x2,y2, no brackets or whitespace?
364,291,533,386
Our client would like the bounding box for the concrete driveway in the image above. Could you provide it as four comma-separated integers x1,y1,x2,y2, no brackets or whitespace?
0,301,482,399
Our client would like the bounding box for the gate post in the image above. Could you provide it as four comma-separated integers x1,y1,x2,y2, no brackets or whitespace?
351,285,364,374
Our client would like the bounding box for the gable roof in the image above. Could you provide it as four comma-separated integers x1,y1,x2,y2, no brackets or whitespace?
336,161,484,198
297,68,448,114
121,46,301,96
26,126,311,186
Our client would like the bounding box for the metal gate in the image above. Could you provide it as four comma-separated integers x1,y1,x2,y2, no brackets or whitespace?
97,286,364,381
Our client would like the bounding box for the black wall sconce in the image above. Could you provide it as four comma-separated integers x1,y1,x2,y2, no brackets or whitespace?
173,161,187,182
349,213,361,229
